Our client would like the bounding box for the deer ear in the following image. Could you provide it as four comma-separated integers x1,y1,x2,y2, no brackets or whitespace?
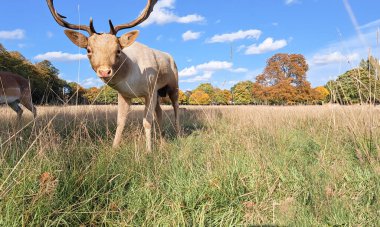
64,30,88,48
119,30,139,49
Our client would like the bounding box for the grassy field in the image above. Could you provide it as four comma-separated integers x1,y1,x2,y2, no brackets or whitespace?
0,104,379,226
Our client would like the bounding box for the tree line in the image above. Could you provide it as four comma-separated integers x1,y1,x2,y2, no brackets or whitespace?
1,43,379,105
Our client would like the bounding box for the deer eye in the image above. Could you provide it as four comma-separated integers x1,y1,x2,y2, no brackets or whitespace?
117,49,121,55
87,48,92,55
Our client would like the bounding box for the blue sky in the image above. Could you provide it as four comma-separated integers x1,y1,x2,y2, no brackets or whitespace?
0,0,379,91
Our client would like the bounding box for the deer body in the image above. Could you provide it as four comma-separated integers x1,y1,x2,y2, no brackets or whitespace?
110,42,178,98
46,0,179,152
0,72,37,121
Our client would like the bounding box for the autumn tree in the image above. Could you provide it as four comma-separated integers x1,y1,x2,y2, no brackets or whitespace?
189,90,211,105
232,81,253,104
178,90,188,105
213,88,232,105
84,87,101,104
255,53,315,104
314,86,330,103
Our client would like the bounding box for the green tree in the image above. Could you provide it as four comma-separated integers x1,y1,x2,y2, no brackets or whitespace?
232,81,253,105
99,85,118,104
327,66,380,104
35,60,68,104
195,83,214,97
360,56,380,76
67,82,87,104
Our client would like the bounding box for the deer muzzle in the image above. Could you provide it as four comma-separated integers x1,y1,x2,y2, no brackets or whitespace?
97,67,113,78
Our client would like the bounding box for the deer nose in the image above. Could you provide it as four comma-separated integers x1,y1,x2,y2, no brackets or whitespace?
97,68,112,78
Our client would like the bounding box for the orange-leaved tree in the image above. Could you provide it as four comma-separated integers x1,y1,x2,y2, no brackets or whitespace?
255,53,316,104
189,90,211,105
178,90,189,104
84,87,100,104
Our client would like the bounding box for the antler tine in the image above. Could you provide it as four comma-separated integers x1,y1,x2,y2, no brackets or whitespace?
46,0,97,35
109,0,158,35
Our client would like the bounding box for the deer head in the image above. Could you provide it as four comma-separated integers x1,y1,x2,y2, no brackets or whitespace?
46,0,158,78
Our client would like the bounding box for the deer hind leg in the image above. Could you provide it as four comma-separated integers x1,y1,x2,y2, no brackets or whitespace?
113,93,131,148
8,101,23,127
155,97,163,136
169,89,180,135
20,90,36,119
22,100,36,119
144,92,158,153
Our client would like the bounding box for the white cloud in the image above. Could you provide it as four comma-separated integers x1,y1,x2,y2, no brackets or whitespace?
311,51,359,66
34,51,87,62
179,60,247,83
179,66,197,77
180,72,213,83
81,77,103,88
141,0,205,27
208,29,262,43
0,29,25,40
182,30,201,41
245,37,287,55
306,19,380,86
197,61,233,71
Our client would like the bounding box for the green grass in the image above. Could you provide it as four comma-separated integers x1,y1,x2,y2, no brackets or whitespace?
0,105,379,226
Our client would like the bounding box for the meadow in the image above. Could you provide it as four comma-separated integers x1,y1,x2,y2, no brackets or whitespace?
0,105,379,226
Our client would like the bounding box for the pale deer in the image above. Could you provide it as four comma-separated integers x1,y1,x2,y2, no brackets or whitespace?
46,0,179,152
0,72,37,122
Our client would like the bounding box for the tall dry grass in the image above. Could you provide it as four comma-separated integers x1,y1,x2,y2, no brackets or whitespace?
0,104,379,225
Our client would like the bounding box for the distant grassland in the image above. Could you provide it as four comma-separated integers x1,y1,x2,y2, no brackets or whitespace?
0,105,379,226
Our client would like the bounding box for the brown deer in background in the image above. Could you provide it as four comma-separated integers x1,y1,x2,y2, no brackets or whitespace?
46,0,179,152
0,72,37,122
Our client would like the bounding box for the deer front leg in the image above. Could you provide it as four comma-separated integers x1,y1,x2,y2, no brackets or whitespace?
113,93,131,148
144,92,157,153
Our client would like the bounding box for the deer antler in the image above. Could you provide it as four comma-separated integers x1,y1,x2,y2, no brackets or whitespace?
46,0,97,35
109,0,158,35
